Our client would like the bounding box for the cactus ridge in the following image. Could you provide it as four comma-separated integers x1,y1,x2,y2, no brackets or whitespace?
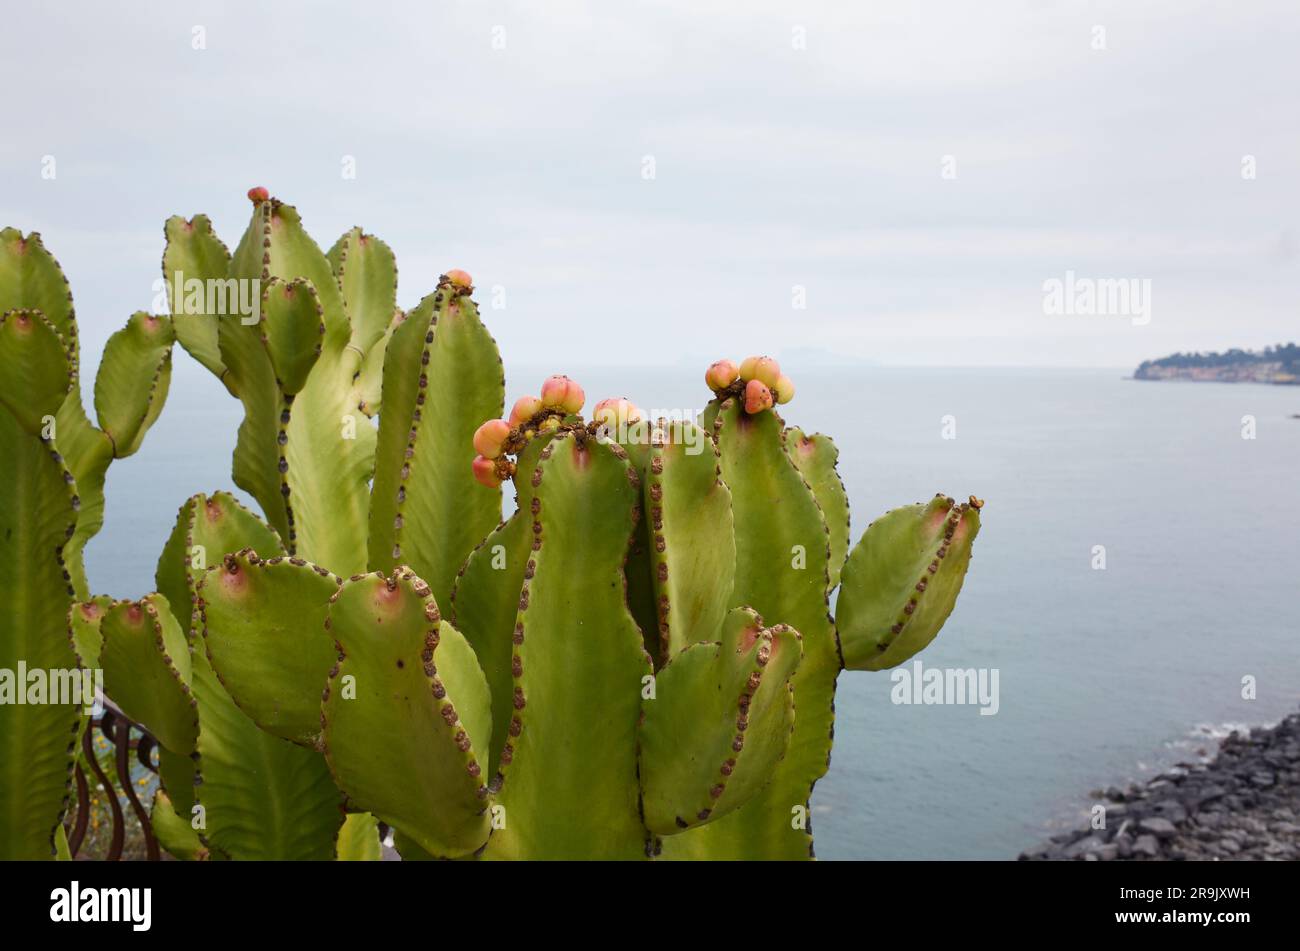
2,229,173,597
0,229,77,358
657,396,839,859
778,426,846,668
784,427,851,593
196,548,342,747
67,595,111,672
0,405,81,858
484,431,653,859
640,607,803,835
258,277,325,396
189,635,343,860
161,214,233,386
368,277,505,604
884,496,957,656
210,196,376,572
320,567,492,858
835,493,982,671
155,491,343,860
0,298,83,859
150,788,208,861
156,491,287,642
642,418,734,665
352,309,404,417
387,303,442,567
448,434,553,778
326,227,398,359
98,594,198,756
276,394,298,549
0,308,74,432
94,311,175,458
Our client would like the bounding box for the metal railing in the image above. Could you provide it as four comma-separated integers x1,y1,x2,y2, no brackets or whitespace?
67,700,160,861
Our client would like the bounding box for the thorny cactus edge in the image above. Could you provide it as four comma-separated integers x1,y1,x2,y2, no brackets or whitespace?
2,187,985,861
0,229,174,859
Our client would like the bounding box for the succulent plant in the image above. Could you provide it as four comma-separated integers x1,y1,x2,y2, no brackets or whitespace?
38,190,984,861
0,229,174,859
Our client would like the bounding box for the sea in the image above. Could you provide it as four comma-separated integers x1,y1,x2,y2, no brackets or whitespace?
85,361,1300,860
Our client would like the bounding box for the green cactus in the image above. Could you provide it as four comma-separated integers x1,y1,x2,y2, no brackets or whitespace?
145,491,343,860
31,190,983,861
1,229,175,598
164,198,374,572
0,229,174,860
640,607,802,834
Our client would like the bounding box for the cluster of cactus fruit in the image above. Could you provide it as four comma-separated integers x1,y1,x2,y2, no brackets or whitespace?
705,355,796,414
0,189,983,861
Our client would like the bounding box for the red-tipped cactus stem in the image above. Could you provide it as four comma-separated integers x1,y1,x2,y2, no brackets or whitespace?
247,186,270,203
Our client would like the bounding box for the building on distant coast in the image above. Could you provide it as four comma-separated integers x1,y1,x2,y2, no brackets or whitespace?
1134,344,1299,384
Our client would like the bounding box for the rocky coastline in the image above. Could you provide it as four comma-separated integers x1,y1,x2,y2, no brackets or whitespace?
1133,361,1296,384
1019,712,1300,861
1133,343,1300,384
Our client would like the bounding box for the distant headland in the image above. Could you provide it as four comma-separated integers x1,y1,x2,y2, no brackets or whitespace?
1134,343,1299,384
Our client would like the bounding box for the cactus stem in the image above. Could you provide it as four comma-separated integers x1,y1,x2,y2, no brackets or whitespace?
869,496,976,657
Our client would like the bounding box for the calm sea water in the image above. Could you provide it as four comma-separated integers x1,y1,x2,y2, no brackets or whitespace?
86,361,1300,859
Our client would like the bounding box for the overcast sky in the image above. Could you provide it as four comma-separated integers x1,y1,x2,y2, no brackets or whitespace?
2,1,1296,369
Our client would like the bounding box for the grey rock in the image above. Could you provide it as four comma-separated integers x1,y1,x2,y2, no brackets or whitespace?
1132,835,1161,858
1018,711,1300,862
1139,817,1178,839
1193,784,1227,807
1151,799,1188,824
1064,835,1108,859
